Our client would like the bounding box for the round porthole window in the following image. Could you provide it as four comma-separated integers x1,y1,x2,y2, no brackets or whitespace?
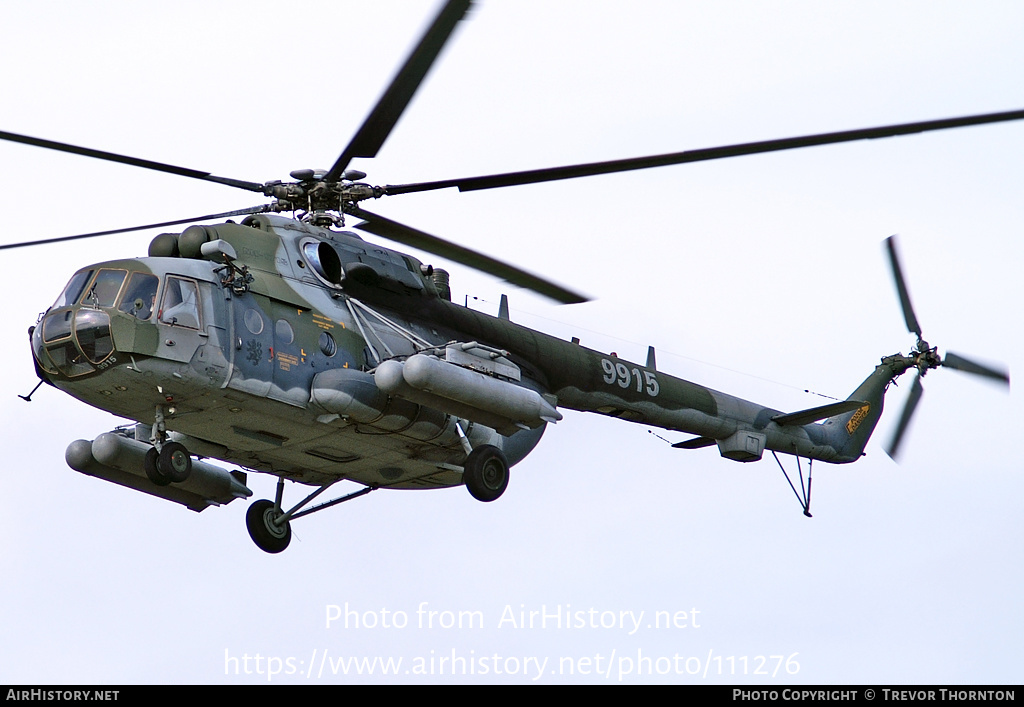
319,331,337,357
244,309,264,335
275,318,295,345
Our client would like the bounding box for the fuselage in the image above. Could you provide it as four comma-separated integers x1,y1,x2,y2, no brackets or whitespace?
31,215,888,496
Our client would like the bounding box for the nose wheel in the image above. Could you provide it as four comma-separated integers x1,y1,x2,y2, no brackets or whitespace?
143,404,192,485
143,441,192,486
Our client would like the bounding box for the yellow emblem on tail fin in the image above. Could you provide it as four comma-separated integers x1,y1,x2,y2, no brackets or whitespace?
846,404,871,434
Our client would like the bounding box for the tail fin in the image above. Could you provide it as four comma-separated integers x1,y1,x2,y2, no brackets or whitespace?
830,358,907,461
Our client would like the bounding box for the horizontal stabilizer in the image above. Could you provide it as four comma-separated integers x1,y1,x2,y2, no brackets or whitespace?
672,436,717,449
772,399,868,427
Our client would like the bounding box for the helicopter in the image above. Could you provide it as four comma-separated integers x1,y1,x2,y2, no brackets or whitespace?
3,0,1013,553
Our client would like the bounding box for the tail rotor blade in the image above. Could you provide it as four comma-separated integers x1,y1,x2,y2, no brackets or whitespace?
942,351,1010,386
884,235,923,340
886,375,924,460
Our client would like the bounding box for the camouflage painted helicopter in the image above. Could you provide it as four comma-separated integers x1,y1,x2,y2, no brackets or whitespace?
3,0,1013,552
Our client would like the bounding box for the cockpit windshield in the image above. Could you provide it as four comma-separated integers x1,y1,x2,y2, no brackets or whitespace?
81,269,127,307
37,268,166,378
118,272,159,320
52,269,94,309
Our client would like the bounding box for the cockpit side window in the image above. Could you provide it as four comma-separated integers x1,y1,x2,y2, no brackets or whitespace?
159,276,201,329
118,272,160,320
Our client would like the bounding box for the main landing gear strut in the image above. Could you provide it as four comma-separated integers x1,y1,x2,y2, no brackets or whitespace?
246,432,512,553
454,420,510,503
246,477,378,554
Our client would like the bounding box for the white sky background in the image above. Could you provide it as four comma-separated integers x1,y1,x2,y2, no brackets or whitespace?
0,0,1021,685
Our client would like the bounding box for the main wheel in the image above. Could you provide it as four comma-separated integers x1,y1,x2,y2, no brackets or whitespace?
463,445,509,502
246,500,292,554
143,447,171,486
158,442,192,483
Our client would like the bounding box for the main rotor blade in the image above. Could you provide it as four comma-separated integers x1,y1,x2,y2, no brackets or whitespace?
884,235,923,340
350,207,588,304
0,205,271,251
0,130,266,192
886,374,924,460
325,0,472,181
942,351,1010,385
383,108,1024,195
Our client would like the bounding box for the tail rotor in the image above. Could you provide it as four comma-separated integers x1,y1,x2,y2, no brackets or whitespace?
882,235,1009,459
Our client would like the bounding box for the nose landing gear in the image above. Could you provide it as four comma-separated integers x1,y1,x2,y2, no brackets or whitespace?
143,405,192,485
143,442,193,485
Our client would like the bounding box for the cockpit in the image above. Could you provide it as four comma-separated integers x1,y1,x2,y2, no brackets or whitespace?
32,266,191,378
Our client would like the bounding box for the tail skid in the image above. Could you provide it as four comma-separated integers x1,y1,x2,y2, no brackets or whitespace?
765,354,912,518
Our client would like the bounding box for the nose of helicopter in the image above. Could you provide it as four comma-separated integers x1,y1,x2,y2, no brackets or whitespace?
32,266,161,380
32,306,117,379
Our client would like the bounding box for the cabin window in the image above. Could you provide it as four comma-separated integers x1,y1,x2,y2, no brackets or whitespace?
244,308,265,335
159,276,201,329
318,331,337,357
117,272,159,320
275,318,295,345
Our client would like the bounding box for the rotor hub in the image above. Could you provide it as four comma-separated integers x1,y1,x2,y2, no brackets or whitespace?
913,345,941,376
262,172,384,222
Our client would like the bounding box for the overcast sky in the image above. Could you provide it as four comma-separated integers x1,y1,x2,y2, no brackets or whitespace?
1,0,1021,685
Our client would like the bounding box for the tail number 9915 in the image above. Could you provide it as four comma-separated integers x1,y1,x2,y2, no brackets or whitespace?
600,358,660,397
